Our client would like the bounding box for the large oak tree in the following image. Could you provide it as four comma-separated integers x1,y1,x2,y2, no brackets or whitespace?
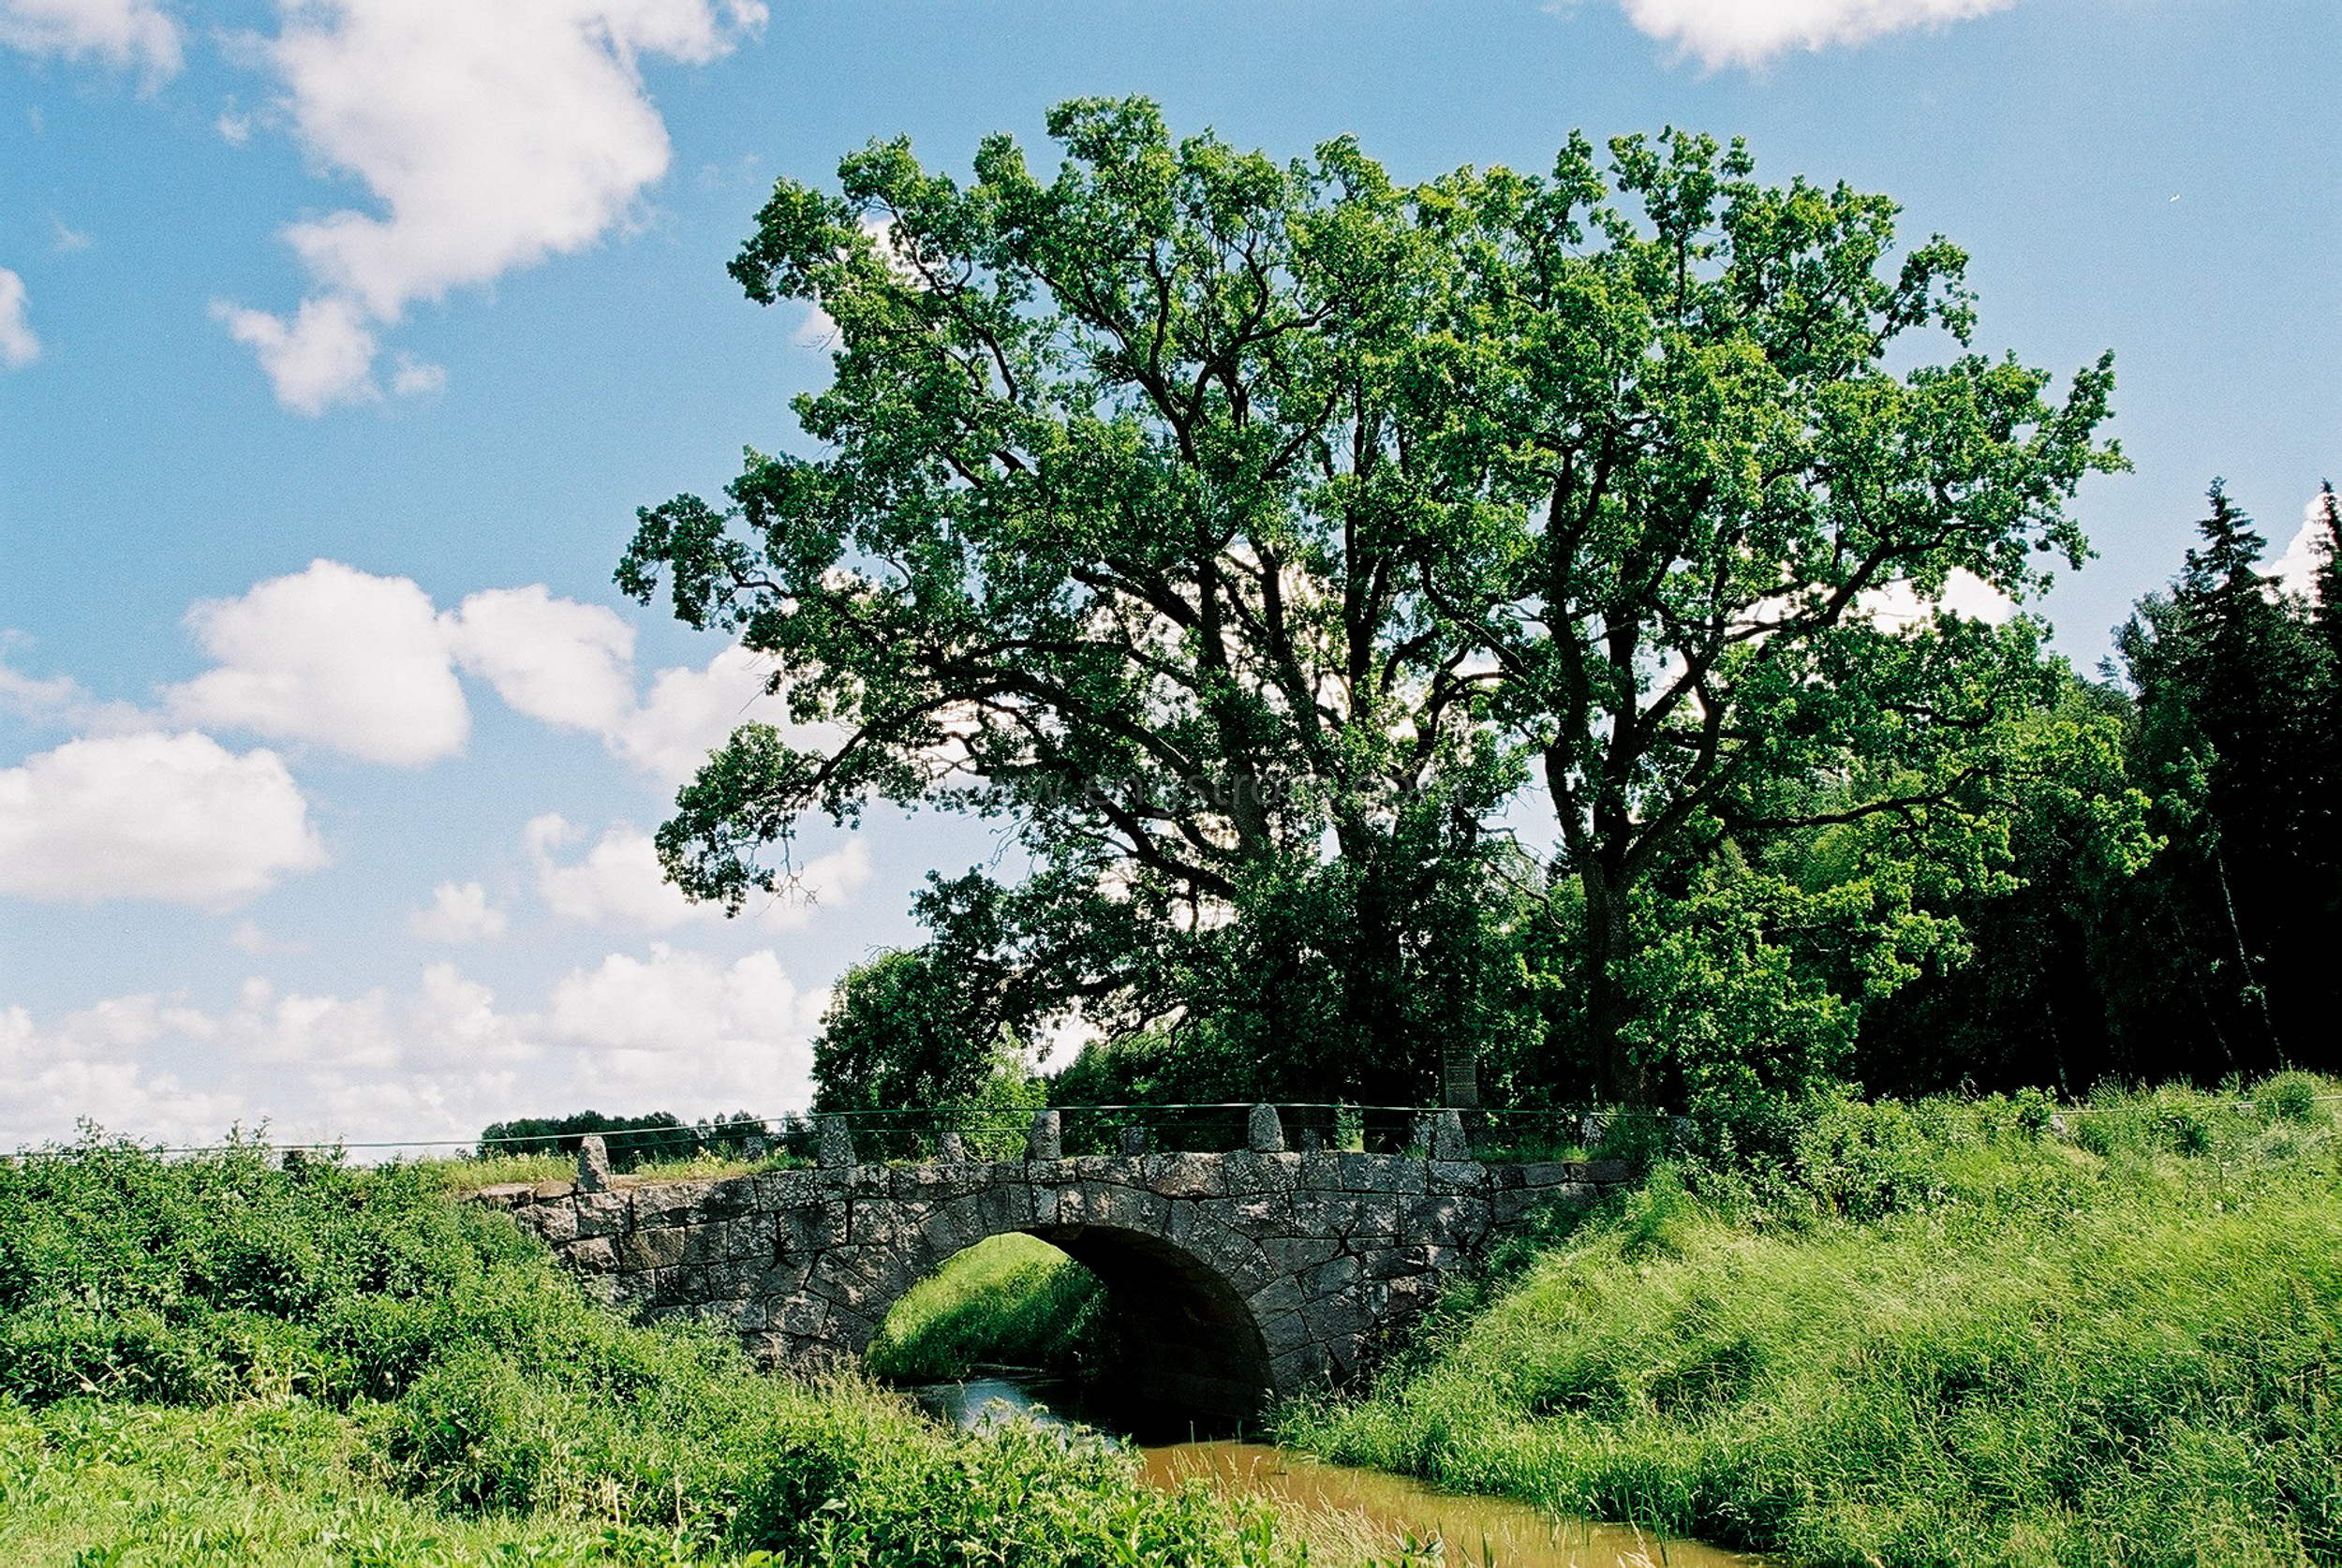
621,101,2119,1106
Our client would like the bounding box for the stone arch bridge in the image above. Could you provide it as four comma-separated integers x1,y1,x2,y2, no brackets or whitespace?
476,1107,1627,1424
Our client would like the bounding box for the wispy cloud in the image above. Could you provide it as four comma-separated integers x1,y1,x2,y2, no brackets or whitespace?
0,0,182,83
0,268,39,368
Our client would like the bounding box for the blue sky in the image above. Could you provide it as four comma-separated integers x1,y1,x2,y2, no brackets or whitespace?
1,0,2335,1151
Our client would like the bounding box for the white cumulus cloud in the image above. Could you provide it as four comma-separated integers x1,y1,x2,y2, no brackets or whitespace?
0,268,39,368
154,558,818,780
0,732,328,907
541,944,823,1109
0,0,181,81
167,559,470,765
212,295,378,416
445,585,639,738
1593,0,2013,67
528,814,703,930
408,880,509,944
621,642,821,785
0,944,825,1150
527,812,870,932
221,0,763,411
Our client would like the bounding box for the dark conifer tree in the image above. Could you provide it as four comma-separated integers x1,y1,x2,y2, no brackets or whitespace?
2109,482,2330,1079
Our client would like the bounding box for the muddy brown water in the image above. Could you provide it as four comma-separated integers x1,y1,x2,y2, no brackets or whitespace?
910,1377,1762,1568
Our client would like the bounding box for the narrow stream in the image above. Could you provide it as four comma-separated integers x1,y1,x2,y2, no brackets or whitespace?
909,1376,1761,1568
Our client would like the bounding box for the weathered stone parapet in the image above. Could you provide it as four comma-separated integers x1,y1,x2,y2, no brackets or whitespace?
575,1134,613,1192
475,1141,1634,1423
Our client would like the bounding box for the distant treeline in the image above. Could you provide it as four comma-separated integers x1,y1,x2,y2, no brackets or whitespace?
477,1109,811,1172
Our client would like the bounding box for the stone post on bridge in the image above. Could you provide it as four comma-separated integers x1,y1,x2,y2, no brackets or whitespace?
1246,1102,1285,1153
817,1115,854,1169
575,1134,612,1193
1026,1108,1061,1161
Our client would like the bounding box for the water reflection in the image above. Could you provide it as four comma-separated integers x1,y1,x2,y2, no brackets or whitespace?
911,1375,1086,1435
908,1375,1762,1568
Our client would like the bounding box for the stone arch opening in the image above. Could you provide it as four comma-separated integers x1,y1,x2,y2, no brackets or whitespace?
1029,1222,1275,1428
861,1222,1275,1433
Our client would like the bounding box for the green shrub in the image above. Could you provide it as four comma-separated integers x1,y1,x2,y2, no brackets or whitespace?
0,1132,1304,1567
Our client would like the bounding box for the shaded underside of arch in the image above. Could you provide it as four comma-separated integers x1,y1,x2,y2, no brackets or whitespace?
1025,1222,1275,1425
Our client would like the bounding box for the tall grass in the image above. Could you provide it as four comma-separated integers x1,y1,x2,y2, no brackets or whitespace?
0,1132,1302,1567
1282,1076,2342,1568
866,1234,1107,1383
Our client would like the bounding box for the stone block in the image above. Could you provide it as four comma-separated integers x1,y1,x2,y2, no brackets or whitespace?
817,1115,855,1169
1026,1109,1061,1161
758,1169,828,1209
1427,1160,1489,1193
1403,1195,1474,1237
973,1181,1036,1233
1219,1151,1300,1196
632,1181,717,1228
1246,1274,1309,1319
575,1135,614,1192
1262,1235,1342,1275
619,1227,687,1272
1302,1292,1373,1345
722,1175,775,1218
921,1198,984,1259
1094,1154,1149,1188
1285,1191,1363,1238
1269,1343,1331,1389
568,1191,625,1240
531,1179,574,1201
1341,1154,1424,1196
1066,1183,1163,1234
1569,1160,1633,1185
566,1235,616,1272
1147,1153,1224,1199
1230,1193,1292,1231
769,1292,836,1339
523,1203,579,1246
1257,1309,1313,1354
1305,1254,1365,1297
783,1204,847,1253
1295,1152,1350,1191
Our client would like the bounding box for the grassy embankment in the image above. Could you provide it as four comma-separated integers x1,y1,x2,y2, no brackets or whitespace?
1281,1075,2342,1568
0,1136,1303,1568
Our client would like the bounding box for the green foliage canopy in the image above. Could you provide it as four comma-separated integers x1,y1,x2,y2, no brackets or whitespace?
621,99,2122,1105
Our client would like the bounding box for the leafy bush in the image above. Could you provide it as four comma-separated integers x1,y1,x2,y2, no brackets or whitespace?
0,1132,1302,1567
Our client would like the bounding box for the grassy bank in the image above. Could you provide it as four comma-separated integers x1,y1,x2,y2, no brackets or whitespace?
867,1234,1107,1384
1280,1077,2342,1568
0,1135,1300,1568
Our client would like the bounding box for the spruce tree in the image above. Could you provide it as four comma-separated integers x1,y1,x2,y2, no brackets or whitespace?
2112,482,2330,1078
